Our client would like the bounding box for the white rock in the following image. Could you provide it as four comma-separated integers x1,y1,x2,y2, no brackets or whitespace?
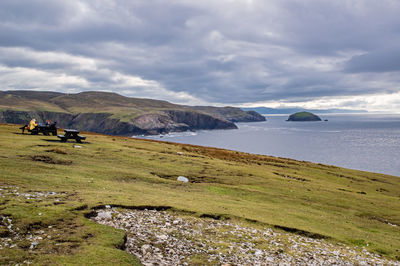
141,244,151,253
97,211,112,220
30,241,38,249
158,234,168,240
177,176,189,182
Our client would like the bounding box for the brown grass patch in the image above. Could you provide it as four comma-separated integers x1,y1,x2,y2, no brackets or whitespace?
180,145,300,168
273,172,309,182
45,148,68,155
30,155,72,165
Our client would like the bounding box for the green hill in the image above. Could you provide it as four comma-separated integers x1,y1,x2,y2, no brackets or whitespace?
0,123,399,264
287,111,322,121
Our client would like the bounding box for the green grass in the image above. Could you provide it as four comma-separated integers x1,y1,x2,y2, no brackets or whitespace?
0,123,399,264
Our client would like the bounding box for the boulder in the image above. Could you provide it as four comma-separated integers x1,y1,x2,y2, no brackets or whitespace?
177,176,189,183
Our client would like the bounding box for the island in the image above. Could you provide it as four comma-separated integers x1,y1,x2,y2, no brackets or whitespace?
286,111,322,121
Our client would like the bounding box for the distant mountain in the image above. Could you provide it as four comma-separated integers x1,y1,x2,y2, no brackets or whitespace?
0,90,265,136
241,107,368,115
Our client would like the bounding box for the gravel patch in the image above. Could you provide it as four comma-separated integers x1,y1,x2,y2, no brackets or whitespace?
0,185,68,254
93,208,400,265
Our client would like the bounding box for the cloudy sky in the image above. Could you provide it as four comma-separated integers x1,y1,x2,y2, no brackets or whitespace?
1,0,400,111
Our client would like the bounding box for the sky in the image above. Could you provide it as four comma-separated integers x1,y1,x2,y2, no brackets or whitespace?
1,0,400,112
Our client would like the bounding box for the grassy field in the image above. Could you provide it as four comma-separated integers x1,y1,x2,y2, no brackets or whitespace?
0,123,399,264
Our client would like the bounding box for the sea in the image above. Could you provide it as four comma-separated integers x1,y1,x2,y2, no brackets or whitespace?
138,114,400,177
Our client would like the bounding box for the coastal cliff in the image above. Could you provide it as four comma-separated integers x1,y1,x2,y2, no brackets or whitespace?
191,106,266,122
0,91,265,135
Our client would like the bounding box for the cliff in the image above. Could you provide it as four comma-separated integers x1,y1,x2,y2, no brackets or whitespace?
0,91,266,135
191,106,266,122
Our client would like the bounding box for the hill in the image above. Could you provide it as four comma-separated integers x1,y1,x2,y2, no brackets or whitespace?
0,91,265,135
287,111,322,121
0,124,399,264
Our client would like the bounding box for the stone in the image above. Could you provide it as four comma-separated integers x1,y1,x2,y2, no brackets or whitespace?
30,241,38,249
141,244,151,253
97,211,112,220
157,234,168,240
255,250,263,256
177,176,189,183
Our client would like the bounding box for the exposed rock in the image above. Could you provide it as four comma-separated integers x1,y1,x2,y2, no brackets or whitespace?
164,110,237,130
190,106,266,122
97,211,112,220
92,208,400,266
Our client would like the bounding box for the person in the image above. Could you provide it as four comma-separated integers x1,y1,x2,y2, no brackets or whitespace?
29,119,38,130
45,119,51,126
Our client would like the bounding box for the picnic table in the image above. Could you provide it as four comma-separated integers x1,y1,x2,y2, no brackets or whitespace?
20,122,58,136
57,129,86,143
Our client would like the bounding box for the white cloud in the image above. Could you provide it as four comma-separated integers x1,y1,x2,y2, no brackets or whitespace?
0,47,205,105
240,92,400,113
1,0,400,111
0,64,89,90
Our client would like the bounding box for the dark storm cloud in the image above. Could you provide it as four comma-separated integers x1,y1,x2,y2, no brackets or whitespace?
1,0,400,109
344,48,400,73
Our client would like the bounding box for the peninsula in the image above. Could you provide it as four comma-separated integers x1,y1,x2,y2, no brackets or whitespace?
0,91,265,135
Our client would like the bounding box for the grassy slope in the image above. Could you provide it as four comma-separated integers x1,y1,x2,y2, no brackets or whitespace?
0,123,399,264
0,91,190,121
0,91,255,123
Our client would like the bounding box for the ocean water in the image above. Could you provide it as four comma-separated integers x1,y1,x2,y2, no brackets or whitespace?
139,114,400,177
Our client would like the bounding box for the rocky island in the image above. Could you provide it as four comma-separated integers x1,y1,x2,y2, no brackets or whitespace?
0,91,265,135
287,111,322,122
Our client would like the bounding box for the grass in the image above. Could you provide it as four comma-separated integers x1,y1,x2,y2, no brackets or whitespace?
0,123,399,264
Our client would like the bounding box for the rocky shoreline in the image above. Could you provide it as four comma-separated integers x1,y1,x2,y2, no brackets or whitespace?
92,208,399,265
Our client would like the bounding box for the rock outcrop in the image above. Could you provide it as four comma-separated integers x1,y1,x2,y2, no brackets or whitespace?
191,106,266,122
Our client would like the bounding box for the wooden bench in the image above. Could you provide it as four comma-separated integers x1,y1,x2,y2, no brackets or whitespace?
57,129,86,143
